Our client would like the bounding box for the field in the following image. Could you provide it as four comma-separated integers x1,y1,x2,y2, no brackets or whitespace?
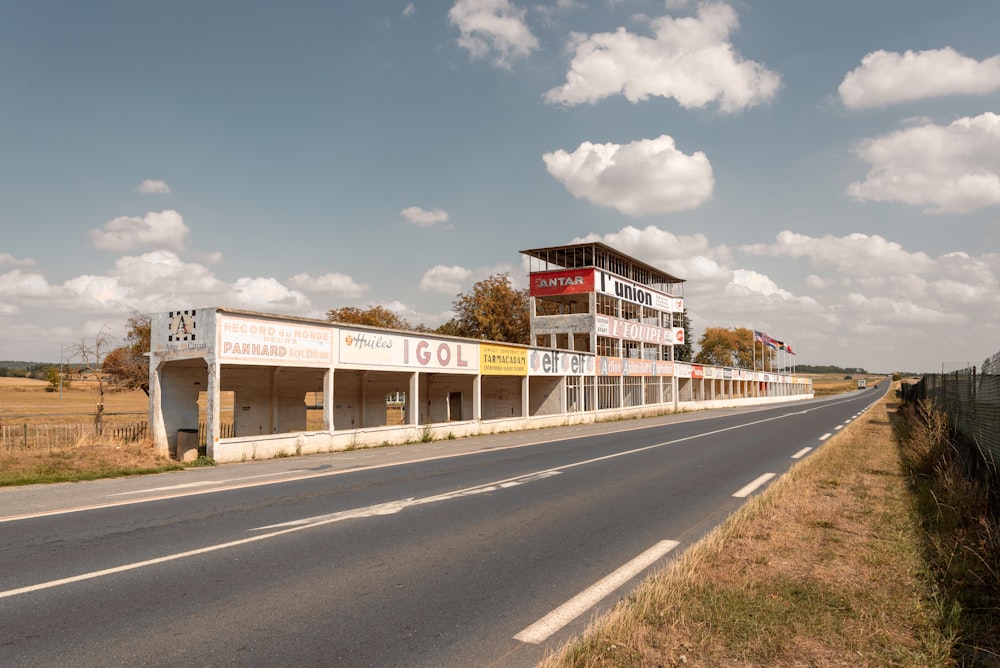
0,377,180,485
0,376,150,422
805,372,887,396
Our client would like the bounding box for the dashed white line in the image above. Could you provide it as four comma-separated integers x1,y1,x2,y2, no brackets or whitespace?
733,473,776,498
514,540,679,644
819,433,832,441
791,447,812,459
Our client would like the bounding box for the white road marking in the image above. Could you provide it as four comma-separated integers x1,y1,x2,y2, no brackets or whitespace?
819,433,832,441
110,471,302,495
733,473,776,498
791,447,812,459
514,540,679,644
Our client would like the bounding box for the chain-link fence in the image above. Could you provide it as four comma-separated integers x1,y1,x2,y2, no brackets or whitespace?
901,350,1000,489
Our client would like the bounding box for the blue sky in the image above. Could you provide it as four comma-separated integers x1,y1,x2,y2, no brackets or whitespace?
2,0,999,373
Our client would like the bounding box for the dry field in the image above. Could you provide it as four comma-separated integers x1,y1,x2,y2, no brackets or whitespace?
807,372,887,396
0,377,179,485
0,376,149,423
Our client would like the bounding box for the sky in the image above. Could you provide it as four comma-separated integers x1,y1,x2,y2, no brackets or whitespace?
2,0,999,373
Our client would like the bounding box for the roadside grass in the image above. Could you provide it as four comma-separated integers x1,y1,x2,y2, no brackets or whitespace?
540,387,962,667
0,434,182,486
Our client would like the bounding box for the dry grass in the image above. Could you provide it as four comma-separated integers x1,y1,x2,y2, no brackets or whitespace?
541,386,955,667
0,378,181,485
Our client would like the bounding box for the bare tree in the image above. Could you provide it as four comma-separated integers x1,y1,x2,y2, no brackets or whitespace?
69,325,115,435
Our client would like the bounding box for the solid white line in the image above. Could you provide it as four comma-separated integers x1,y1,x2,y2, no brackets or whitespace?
819,433,832,441
791,447,812,459
733,473,776,498
514,540,679,644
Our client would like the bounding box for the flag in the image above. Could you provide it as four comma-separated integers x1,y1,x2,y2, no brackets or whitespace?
753,330,764,343
773,339,785,350
762,332,777,349
786,344,796,355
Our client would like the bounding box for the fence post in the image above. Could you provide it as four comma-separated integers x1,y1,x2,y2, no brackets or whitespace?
22,423,27,449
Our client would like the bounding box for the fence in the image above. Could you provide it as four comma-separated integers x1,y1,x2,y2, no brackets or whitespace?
900,350,1000,487
0,420,235,451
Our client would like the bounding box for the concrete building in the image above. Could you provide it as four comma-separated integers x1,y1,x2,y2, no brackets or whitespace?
148,244,812,462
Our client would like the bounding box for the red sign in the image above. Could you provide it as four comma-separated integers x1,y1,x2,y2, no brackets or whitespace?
529,268,594,296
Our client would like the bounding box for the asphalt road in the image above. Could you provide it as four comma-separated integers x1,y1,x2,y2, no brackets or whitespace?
0,384,888,667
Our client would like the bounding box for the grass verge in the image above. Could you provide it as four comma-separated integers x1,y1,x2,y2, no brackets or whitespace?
0,435,183,486
540,386,970,667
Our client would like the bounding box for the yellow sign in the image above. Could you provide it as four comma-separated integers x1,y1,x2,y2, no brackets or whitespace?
480,344,528,376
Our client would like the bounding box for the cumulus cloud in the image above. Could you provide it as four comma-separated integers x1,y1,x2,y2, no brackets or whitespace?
449,0,540,68
0,253,35,268
89,210,190,251
574,225,999,371
543,135,713,216
228,277,311,311
136,179,171,194
839,47,1000,110
401,206,451,227
420,265,472,293
402,2,415,17
847,113,1000,213
544,2,780,112
0,269,52,298
741,230,937,276
288,272,369,298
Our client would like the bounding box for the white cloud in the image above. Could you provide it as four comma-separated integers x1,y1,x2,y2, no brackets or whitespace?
0,269,52,298
742,230,937,276
420,265,472,293
449,0,540,68
89,210,190,251
0,253,35,268
288,272,369,298
543,135,713,216
847,113,1000,213
576,225,1000,372
402,2,415,18
136,179,171,194
544,2,780,112
839,47,1000,110
401,206,451,227
228,277,311,311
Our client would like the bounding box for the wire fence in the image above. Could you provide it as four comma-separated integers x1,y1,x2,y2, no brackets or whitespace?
0,420,235,451
900,349,1000,490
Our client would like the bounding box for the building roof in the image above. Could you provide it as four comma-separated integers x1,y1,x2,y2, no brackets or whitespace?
520,241,685,286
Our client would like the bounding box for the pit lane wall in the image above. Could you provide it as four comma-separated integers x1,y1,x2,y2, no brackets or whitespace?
149,307,812,463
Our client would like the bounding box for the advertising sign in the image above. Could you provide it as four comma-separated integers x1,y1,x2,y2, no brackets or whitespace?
338,330,478,372
218,315,333,367
529,268,595,296
594,315,684,345
596,271,680,313
596,357,674,377
528,349,595,376
480,344,528,375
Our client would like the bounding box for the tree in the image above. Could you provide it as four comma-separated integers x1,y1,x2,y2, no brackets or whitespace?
694,326,756,368
441,273,530,344
69,325,115,434
103,311,151,394
326,305,412,330
674,309,693,362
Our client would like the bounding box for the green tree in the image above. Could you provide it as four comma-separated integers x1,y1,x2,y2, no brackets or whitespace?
674,309,693,362
326,305,412,330
694,326,756,368
441,273,530,344
103,311,151,394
